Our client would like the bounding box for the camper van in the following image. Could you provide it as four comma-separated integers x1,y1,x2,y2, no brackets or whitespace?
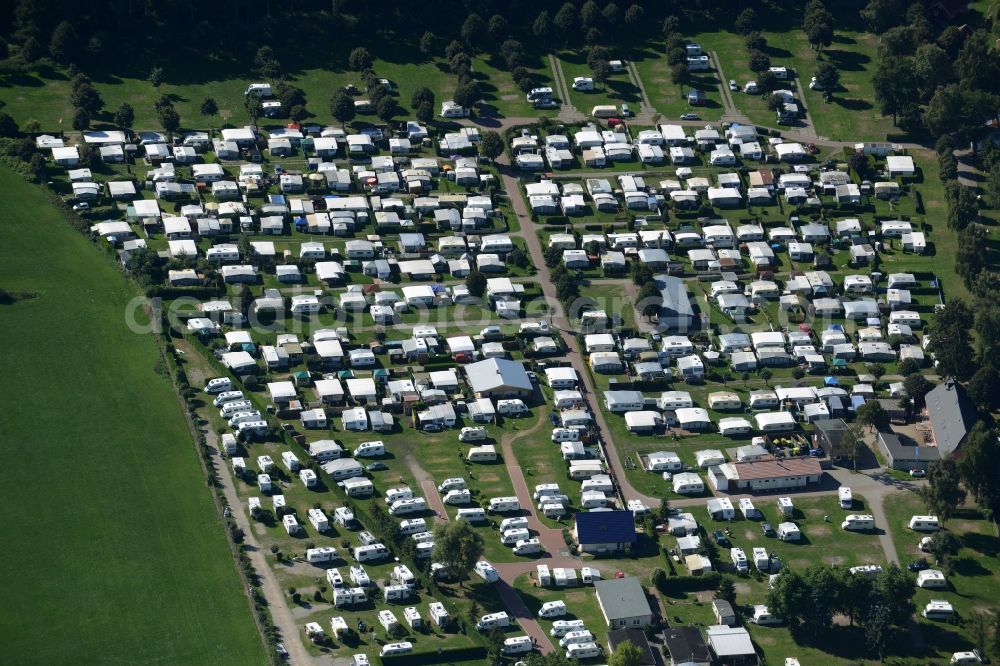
580,492,609,509
841,514,875,531
467,445,498,462
398,518,427,535
500,516,530,532
951,651,985,665
514,538,542,555
542,502,568,519
354,441,385,458
205,377,234,394
552,428,584,442
497,399,528,415
220,400,254,418
459,427,488,442
731,547,749,573
489,496,521,513
475,560,500,582
353,543,391,562
752,605,782,626
245,83,272,97
385,487,414,503
839,487,853,509
379,642,414,657
389,498,427,516
438,477,467,492
383,584,412,602
502,636,535,655
560,630,595,647
922,600,956,621
306,546,338,564
908,515,941,532
534,484,562,501
334,507,356,528
213,390,245,406
916,569,947,589
566,642,602,660
443,489,472,505
592,105,618,118
410,531,435,545
539,601,567,618
332,587,366,607
502,528,531,546
456,507,487,523
476,612,511,631
551,620,587,637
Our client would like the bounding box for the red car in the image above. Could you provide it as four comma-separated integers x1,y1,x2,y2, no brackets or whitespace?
807,143,819,154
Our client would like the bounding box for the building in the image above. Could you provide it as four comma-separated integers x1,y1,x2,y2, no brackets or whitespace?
663,626,712,666
812,418,852,459
709,458,823,492
705,625,757,665
464,358,533,399
594,577,653,629
878,430,940,472
925,381,978,457
656,274,695,332
607,629,655,665
574,511,637,554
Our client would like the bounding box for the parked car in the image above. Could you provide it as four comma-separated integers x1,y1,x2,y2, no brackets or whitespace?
909,469,927,478
680,113,700,120
72,202,90,212
620,103,631,117
729,79,738,91
807,143,819,154
713,530,730,546
365,462,388,472
761,523,776,537
908,559,930,572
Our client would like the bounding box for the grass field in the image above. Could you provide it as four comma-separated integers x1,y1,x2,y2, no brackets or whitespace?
0,167,264,665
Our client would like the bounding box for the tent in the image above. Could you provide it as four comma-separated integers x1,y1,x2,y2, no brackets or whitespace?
824,376,839,386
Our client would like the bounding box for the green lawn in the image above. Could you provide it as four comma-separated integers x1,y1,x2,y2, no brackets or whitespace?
630,48,725,122
0,167,264,664
883,491,1000,661
0,37,541,132
556,51,639,115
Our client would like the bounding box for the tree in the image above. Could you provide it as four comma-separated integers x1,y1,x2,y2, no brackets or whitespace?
158,105,180,134
865,602,892,661
29,153,46,182
487,15,509,43
670,63,689,91
70,83,103,117
591,60,611,89
902,373,932,403
897,104,923,134
959,422,1000,516
623,4,645,35
49,20,79,62
921,459,966,521
745,31,766,53
479,131,503,161
766,93,784,112
801,565,840,638
860,0,904,33
766,569,810,629
992,609,1000,659
748,50,771,74
554,3,578,41
840,427,863,470
460,13,486,51
375,96,395,123
631,263,653,286
734,8,756,35
661,15,679,39
873,564,915,627
602,2,621,30
0,112,18,137
254,46,281,80
968,611,990,657
444,40,465,62
410,31,433,57
200,97,218,116
913,44,953,100
532,10,552,39
329,89,355,126
608,641,645,666
415,101,434,124
411,87,435,110
244,95,262,126
756,70,778,93
71,108,90,131
946,181,979,230
968,362,1000,411
856,400,887,432
452,82,480,110
431,520,484,583
986,164,1000,209
814,62,839,92
449,52,471,77
717,578,737,605
20,36,42,63
466,270,487,298
955,226,987,289
499,39,524,70
348,47,372,71
805,19,833,53
873,56,919,124
149,66,164,89
637,281,661,318
580,1,600,29
928,300,975,380
113,102,134,130
543,246,562,269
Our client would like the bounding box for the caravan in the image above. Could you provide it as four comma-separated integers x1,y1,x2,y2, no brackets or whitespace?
560,630,595,647
551,620,587,637
489,496,521,513
398,518,427,535
514,538,542,555
841,514,875,531
389,498,427,516
501,528,531,546
908,515,941,532
539,601,567,618
502,636,535,655
565,643,602,660
456,507,487,523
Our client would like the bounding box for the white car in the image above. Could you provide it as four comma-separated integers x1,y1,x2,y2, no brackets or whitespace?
474,560,499,583
809,76,822,90
729,79,738,91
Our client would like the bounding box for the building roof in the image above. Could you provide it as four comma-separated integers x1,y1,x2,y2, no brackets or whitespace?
607,629,655,665
663,626,712,665
732,457,822,481
878,430,941,463
925,381,978,456
576,510,637,546
656,274,695,318
706,625,756,658
465,358,532,395
595,576,651,621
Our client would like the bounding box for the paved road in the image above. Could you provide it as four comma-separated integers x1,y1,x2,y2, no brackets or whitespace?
548,56,585,124
624,60,657,124
711,51,750,126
